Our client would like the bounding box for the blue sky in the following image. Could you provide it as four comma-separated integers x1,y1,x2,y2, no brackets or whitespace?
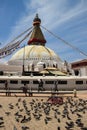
0,0,87,63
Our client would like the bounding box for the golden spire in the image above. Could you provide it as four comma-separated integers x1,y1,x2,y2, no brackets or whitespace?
28,14,46,46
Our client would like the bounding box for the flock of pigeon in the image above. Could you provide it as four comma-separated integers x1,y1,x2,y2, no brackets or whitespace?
0,96,87,130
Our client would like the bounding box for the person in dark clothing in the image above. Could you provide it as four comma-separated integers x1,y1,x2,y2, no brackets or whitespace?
38,79,43,92
22,83,28,96
54,80,58,92
5,81,9,96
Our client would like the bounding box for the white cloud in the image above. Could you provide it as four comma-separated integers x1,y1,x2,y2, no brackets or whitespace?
3,0,87,62
25,0,87,29
6,0,87,41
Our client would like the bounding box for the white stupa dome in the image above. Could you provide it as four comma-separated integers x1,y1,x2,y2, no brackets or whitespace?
8,45,62,66
8,14,65,72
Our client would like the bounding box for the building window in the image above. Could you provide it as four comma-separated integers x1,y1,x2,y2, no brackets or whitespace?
45,81,54,84
33,80,39,84
0,80,6,83
43,64,46,68
58,80,67,84
21,80,29,84
76,81,83,84
74,70,79,76
10,80,18,84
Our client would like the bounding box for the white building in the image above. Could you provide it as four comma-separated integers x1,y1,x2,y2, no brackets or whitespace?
71,59,87,76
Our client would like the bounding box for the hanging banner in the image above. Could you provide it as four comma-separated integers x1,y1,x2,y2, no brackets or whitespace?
0,27,32,59
0,41,20,58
